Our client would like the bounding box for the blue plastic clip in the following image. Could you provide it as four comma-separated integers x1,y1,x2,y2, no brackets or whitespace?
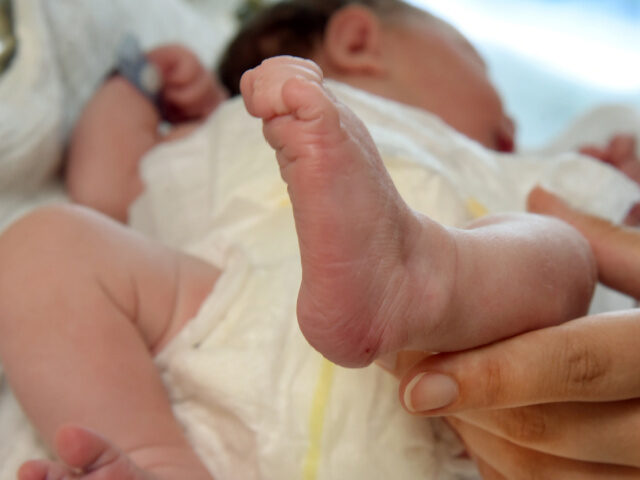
115,34,162,104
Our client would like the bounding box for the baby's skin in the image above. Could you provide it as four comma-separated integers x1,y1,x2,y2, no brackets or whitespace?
18,427,150,480
18,426,212,480
241,56,596,367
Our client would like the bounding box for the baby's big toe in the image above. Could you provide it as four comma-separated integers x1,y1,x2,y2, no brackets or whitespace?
55,425,107,470
54,425,153,479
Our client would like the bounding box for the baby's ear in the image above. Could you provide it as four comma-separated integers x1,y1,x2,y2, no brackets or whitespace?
322,5,386,75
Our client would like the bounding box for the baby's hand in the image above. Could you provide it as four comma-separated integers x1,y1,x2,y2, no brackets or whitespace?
147,44,228,123
580,134,640,186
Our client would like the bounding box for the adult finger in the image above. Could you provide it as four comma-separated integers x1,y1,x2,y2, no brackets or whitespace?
458,399,640,467
376,350,433,378
448,417,640,480
399,311,640,414
528,186,640,297
472,456,508,480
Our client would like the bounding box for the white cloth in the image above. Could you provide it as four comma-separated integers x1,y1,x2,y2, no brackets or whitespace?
542,103,640,155
128,82,640,479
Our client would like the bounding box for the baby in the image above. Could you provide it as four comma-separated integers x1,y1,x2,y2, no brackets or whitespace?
0,1,629,479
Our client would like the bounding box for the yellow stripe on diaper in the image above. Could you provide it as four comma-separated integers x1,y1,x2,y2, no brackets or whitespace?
303,358,336,480
466,197,489,219
279,196,291,207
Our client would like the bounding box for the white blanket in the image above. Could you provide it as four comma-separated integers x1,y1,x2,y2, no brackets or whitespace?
1,78,639,478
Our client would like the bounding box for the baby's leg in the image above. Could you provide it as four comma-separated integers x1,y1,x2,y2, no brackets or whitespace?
241,56,596,368
18,426,172,480
0,205,218,479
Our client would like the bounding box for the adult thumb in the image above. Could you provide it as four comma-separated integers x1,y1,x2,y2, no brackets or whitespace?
528,186,640,299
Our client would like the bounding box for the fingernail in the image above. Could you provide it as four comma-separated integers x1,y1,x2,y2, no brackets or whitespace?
404,373,459,413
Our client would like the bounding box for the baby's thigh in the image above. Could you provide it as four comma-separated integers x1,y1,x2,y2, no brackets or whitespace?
0,204,220,354
148,250,221,354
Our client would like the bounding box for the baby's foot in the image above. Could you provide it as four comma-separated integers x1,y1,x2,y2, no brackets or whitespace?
241,57,458,367
18,426,155,480
18,426,212,480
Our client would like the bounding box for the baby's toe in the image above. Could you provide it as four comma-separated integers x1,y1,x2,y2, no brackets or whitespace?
241,56,324,119
18,460,69,480
54,425,119,472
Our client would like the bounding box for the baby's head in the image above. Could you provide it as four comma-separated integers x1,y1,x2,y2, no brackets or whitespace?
219,0,515,152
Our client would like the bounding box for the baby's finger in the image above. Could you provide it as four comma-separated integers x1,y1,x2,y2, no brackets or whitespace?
400,310,640,414
449,417,640,479
458,399,640,467
163,71,221,118
609,134,637,164
148,45,200,86
579,145,609,163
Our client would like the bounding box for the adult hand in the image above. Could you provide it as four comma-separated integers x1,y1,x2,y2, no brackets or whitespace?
395,187,640,478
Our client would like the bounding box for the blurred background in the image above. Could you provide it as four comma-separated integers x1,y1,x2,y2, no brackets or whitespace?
412,0,640,149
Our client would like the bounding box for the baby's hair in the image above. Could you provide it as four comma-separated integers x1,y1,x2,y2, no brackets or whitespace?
218,0,422,96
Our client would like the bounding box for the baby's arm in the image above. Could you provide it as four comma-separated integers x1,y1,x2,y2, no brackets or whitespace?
66,45,226,222
66,75,159,222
